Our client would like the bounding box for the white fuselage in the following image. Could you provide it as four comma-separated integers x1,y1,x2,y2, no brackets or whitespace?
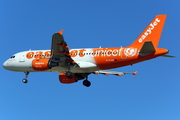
3,49,100,73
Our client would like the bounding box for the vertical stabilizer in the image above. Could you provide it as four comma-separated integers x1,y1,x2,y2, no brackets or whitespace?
129,15,167,50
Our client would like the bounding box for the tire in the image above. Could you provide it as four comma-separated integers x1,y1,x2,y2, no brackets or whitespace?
83,80,91,87
22,79,28,83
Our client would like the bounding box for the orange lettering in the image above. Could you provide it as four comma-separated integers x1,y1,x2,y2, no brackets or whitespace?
26,51,51,59
44,51,51,57
26,52,34,59
70,50,78,57
79,49,86,57
34,51,43,59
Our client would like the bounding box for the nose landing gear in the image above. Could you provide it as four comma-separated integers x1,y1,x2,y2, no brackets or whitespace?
22,71,29,83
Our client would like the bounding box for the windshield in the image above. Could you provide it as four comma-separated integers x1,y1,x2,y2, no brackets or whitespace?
10,55,15,58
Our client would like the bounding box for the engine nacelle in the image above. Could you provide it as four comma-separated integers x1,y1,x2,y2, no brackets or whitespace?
32,59,58,71
59,73,85,84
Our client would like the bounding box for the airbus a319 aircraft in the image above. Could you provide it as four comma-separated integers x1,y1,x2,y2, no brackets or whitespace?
3,15,173,87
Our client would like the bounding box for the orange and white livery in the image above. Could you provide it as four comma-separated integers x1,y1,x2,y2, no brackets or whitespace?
3,15,174,87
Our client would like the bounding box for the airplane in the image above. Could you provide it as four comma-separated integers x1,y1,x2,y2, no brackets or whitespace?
3,14,174,87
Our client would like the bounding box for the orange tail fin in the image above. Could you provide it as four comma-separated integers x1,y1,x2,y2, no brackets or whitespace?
129,15,167,50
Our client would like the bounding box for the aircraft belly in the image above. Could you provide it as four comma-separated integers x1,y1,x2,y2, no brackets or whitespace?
50,65,99,73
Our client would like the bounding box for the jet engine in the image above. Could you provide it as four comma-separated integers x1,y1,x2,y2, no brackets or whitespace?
32,59,58,71
59,73,85,84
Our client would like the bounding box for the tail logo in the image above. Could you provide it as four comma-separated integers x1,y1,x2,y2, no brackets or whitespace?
138,18,161,43
124,48,137,57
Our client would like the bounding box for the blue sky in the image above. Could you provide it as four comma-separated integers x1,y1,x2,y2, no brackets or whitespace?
0,0,179,120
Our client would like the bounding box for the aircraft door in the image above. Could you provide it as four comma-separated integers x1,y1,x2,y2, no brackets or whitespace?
120,53,128,59
19,53,25,62
120,47,127,59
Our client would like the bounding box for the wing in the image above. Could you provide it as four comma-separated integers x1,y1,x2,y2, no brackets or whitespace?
50,30,79,68
51,30,69,59
92,70,137,76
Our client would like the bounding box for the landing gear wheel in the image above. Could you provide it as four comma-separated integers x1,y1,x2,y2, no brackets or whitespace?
83,80,91,87
22,71,29,84
66,71,74,78
22,79,28,83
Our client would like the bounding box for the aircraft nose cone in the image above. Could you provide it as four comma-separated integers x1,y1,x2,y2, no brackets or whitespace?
3,61,8,70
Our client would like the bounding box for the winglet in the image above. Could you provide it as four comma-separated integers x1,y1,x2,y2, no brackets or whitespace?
133,71,138,76
58,29,64,35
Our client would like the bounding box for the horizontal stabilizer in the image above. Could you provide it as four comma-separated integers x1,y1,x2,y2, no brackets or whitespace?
139,41,155,56
160,55,175,58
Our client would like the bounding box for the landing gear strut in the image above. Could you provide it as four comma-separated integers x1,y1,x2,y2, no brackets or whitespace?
66,71,74,78
22,71,29,83
82,76,91,87
65,60,74,78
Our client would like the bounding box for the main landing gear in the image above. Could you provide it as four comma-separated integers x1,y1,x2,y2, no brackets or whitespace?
22,71,29,83
65,71,91,87
83,80,91,87
66,71,74,78
65,60,74,78
64,60,91,87
82,76,91,87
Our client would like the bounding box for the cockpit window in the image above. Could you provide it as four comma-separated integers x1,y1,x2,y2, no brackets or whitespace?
10,56,15,58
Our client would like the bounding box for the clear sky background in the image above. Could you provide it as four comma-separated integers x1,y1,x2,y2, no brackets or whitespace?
0,0,179,120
